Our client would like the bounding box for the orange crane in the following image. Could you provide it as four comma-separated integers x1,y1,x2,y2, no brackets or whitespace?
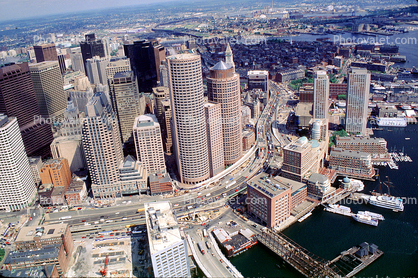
99,255,109,277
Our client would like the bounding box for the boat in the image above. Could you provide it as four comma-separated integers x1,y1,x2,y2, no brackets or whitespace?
298,210,313,222
358,211,385,221
376,117,407,127
324,204,352,216
362,195,404,212
405,138,411,140
352,213,379,226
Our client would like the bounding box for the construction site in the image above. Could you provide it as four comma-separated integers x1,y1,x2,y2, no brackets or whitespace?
67,230,152,277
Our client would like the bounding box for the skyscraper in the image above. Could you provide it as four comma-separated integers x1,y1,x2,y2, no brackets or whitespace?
145,201,190,277
80,33,106,78
82,92,123,199
70,47,85,74
105,57,131,85
204,102,225,177
0,63,53,157
0,114,37,211
110,71,143,143
313,70,330,120
168,54,209,184
162,99,172,154
207,60,242,165
34,43,58,63
124,39,165,92
345,68,371,135
85,56,109,85
133,114,166,174
152,86,169,125
29,61,67,119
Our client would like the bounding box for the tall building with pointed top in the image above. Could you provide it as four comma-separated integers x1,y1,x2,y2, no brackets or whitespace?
225,43,235,70
207,60,242,165
167,54,209,184
345,68,370,135
82,92,123,199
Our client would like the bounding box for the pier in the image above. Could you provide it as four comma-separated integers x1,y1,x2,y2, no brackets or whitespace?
257,229,383,278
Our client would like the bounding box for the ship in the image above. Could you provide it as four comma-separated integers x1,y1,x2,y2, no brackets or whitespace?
324,204,352,216
365,176,404,212
362,195,404,212
375,117,407,127
352,213,379,226
357,211,385,221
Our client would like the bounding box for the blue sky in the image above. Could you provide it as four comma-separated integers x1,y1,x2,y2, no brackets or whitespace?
0,0,178,22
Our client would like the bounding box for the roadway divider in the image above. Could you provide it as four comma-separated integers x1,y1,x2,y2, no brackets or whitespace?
186,235,213,278
208,228,244,278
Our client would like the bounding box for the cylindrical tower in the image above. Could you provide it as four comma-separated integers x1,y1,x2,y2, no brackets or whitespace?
167,54,209,184
207,61,242,165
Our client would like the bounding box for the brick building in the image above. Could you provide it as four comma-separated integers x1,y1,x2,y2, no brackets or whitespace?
247,173,307,228
40,158,72,190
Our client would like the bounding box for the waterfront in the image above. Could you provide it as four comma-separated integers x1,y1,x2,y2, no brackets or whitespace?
232,125,418,277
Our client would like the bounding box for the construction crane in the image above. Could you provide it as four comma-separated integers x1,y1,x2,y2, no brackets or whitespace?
99,255,109,277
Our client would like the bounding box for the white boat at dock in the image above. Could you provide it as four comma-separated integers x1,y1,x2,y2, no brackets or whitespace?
352,213,379,226
324,204,353,216
361,194,404,212
358,211,385,221
298,210,313,222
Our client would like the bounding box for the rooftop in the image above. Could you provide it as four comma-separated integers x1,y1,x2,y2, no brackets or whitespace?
308,173,329,184
211,61,232,71
15,224,68,242
331,147,371,159
248,172,291,198
5,245,60,264
145,201,183,254
134,114,159,128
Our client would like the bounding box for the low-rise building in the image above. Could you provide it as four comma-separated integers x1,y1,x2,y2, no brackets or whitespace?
64,176,87,206
149,172,172,195
307,173,336,202
3,245,68,277
15,224,73,255
39,183,54,206
119,155,148,195
335,136,388,154
242,130,255,151
247,173,307,228
329,148,375,178
276,69,305,83
51,187,66,205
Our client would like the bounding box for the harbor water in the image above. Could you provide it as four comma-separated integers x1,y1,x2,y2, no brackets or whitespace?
232,127,418,277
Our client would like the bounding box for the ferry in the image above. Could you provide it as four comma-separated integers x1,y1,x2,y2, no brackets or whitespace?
361,194,404,212
358,211,385,221
352,213,379,226
324,204,352,216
